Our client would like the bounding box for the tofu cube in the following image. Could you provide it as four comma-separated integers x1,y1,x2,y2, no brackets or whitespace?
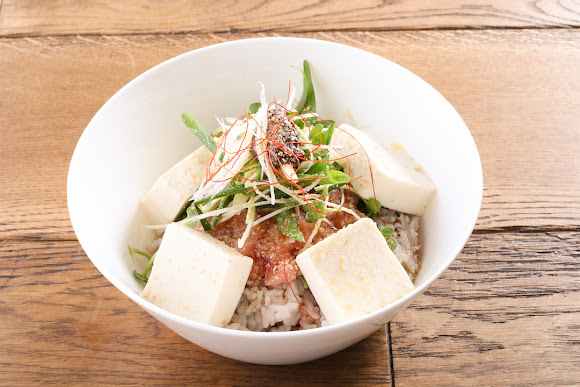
141,222,253,327
333,124,436,216
296,218,415,325
140,146,213,227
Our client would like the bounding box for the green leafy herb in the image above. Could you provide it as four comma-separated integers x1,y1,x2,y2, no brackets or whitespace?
296,60,316,114
305,150,329,175
186,204,197,219
194,183,250,205
181,113,216,153
379,227,397,251
243,157,261,169
309,124,325,145
386,238,397,251
318,169,352,190
323,122,335,145
304,201,326,222
298,275,309,289
248,102,261,114
294,119,305,129
327,162,343,171
274,209,305,242
380,226,395,238
268,200,300,211
129,246,156,283
305,160,328,175
194,204,212,231
209,195,234,229
305,117,334,128
362,197,382,216
308,122,335,146
297,169,352,192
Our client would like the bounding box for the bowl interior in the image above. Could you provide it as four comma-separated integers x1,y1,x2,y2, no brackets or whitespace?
68,37,482,331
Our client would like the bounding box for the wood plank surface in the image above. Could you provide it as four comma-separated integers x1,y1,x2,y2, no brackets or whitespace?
2,0,580,385
1,0,579,37
390,232,580,386
0,241,392,385
1,30,579,240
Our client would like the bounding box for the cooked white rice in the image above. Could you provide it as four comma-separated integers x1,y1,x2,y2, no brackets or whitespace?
374,208,421,281
227,278,328,331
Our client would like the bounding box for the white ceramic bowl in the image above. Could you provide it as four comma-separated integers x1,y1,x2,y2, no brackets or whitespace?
67,37,482,365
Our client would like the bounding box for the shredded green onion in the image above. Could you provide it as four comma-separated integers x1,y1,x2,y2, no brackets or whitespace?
129,246,156,283
298,275,309,289
181,113,216,153
296,60,316,114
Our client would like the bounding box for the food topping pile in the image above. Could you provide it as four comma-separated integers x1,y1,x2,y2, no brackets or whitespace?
131,61,436,331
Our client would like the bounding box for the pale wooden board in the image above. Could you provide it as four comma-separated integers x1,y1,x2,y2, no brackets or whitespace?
1,30,579,240
0,241,392,384
390,232,580,386
1,0,579,37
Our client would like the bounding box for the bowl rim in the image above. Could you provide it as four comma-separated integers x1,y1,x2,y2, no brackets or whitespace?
68,36,483,338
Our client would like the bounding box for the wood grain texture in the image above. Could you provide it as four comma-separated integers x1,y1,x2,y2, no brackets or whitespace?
2,1,579,384
390,232,580,386
1,30,579,240
1,0,580,37
0,241,392,385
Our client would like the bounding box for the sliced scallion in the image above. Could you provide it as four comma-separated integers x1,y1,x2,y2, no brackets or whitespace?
181,113,216,153
296,60,316,114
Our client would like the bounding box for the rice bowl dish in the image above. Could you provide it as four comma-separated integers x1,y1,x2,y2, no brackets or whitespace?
67,37,483,364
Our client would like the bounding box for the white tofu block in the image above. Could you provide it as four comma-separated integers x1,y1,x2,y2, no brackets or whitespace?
296,218,415,325
141,222,253,327
333,124,436,216
140,146,213,226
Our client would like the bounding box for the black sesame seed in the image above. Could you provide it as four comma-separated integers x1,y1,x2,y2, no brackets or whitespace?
267,107,304,171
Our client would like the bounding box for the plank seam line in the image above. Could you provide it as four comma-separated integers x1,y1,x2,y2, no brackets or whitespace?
387,322,396,387
0,25,578,40
472,227,580,234
1,227,579,243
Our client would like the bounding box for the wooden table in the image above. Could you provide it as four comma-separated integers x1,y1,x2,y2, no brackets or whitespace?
1,1,579,385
